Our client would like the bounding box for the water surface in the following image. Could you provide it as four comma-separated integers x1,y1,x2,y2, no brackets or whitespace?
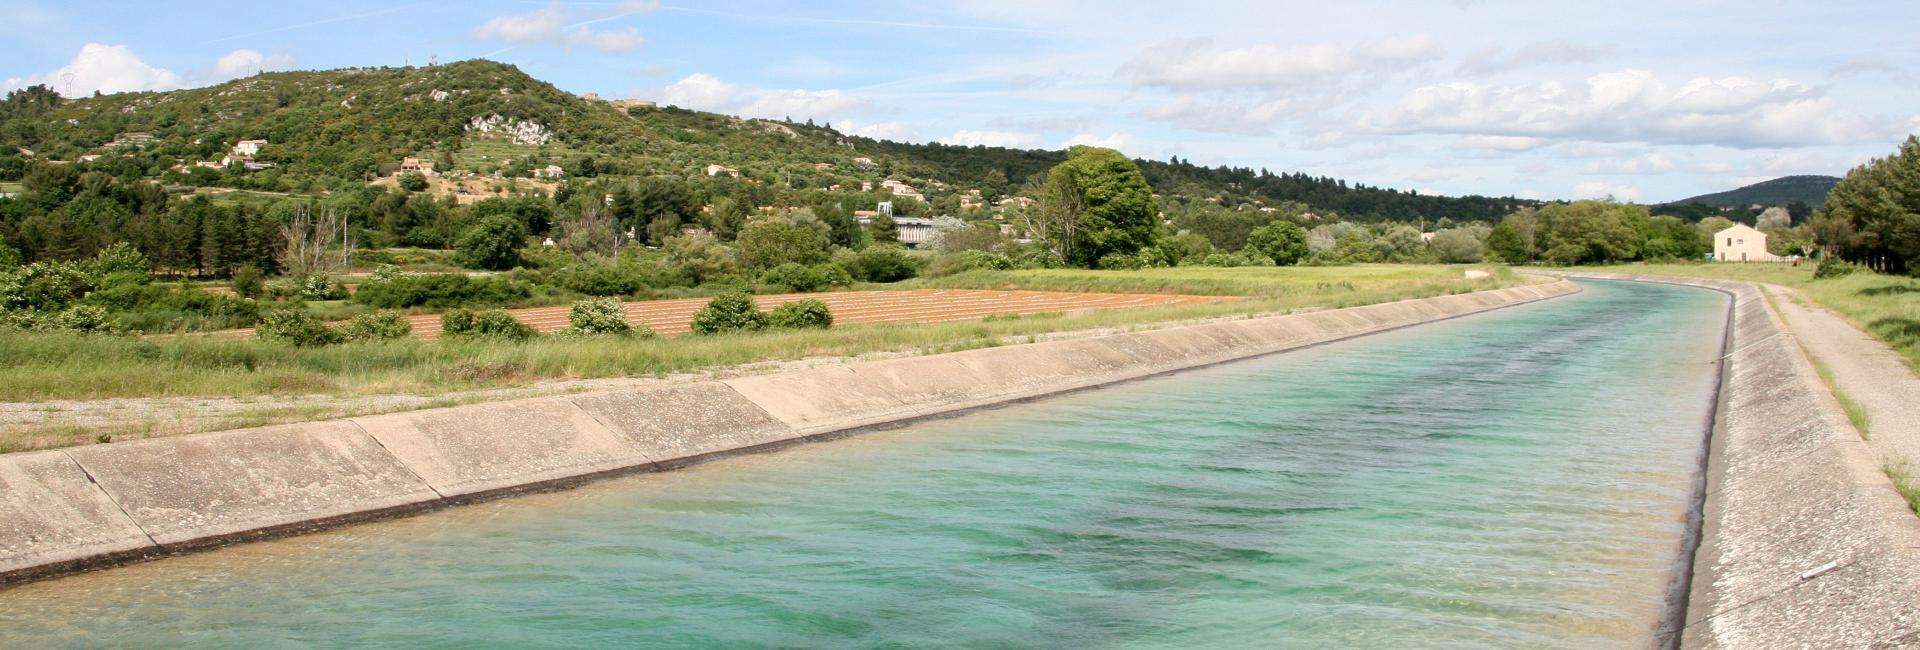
0,280,1726,647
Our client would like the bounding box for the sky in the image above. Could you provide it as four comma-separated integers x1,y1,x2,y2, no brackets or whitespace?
3,0,1918,203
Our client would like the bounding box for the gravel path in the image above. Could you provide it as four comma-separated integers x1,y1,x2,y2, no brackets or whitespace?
1765,283,1920,470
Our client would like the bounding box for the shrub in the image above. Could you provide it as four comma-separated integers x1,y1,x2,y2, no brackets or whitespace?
255,309,341,347
690,291,766,334
843,246,919,282
927,250,1017,277
567,297,636,336
737,215,831,269
396,172,428,192
88,242,152,276
1813,258,1865,279
231,264,264,298
369,263,404,283
761,262,837,292
767,299,832,330
1246,221,1310,266
340,311,412,342
454,215,529,270
442,308,537,341
297,275,348,301
353,273,532,309
14,261,96,311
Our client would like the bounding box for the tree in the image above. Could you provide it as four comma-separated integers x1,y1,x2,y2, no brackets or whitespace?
867,212,899,244
1537,201,1645,265
737,211,832,269
396,172,427,192
1485,222,1527,263
1036,146,1157,267
1245,220,1308,265
1820,136,1920,272
454,214,528,270
1429,227,1487,263
277,205,352,278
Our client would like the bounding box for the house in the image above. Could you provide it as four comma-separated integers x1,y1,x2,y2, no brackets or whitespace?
705,164,740,178
855,214,938,248
399,157,436,175
1421,232,1437,242
813,162,834,170
1713,223,1783,262
880,179,922,200
231,139,267,157
533,164,565,179
996,196,1036,209
77,154,101,163
853,157,875,168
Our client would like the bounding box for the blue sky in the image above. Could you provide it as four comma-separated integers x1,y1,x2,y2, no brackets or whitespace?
4,0,1918,202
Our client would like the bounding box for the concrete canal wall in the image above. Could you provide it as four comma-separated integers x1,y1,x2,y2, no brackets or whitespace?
1566,273,1920,648
0,280,1578,584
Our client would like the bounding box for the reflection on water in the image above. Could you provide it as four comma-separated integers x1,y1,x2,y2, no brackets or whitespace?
0,280,1725,647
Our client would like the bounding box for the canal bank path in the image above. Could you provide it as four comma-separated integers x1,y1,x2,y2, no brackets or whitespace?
1763,283,1920,472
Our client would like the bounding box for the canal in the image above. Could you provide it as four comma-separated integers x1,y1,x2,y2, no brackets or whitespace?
0,280,1726,647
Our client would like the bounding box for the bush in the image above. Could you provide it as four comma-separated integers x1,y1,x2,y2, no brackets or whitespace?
690,291,766,334
843,246,919,282
1246,221,1310,266
297,274,348,301
88,242,152,276
759,262,848,292
353,273,533,309
441,308,538,341
231,264,264,298
255,309,341,347
1813,258,1865,279
767,299,833,330
567,297,643,336
340,311,412,342
396,172,428,192
454,215,529,270
926,250,1017,277
369,263,405,283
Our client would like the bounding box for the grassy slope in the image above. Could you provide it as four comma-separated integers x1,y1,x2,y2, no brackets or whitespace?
0,265,1526,403
1563,263,1920,370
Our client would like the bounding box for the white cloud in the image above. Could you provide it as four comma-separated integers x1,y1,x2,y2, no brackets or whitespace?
4,43,181,95
1580,152,1677,175
209,49,295,82
1141,94,1302,135
838,120,920,142
472,4,648,53
660,73,867,121
1573,181,1641,202
1062,132,1137,152
1124,35,1440,90
1455,41,1613,76
1456,135,1547,152
1363,69,1900,148
944,129,1042,148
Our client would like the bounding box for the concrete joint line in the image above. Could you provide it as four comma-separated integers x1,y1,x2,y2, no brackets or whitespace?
1719,332,1784,360
1684,546,1894,629
58,449,159,549
566,394,664,469
350,419,447,500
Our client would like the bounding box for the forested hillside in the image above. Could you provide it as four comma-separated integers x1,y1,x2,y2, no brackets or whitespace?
0,59,1532,222
1667,175,1840,209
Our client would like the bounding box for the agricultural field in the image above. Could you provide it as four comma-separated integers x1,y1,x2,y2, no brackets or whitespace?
227,289,1234,340
0,265,1528,451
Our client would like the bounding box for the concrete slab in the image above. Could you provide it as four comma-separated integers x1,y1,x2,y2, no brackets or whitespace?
64,422,436,547
0,450,155,577
573,383,798,465
353,398,643,498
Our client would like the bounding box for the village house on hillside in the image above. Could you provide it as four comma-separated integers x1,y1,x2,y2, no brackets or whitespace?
533,164,565,179
880,179,922,200
1714,223,1783,262
231,139,267,157
399,157,436,175
705,164,740,178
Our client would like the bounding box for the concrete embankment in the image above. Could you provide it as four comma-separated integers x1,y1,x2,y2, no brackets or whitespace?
0,280,1577,584
1566,273,1920,648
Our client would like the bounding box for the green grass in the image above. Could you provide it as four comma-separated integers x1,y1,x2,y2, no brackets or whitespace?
1561,262,1920,371
905,264,1515,301
0,265,1530,402
1887,463,1920,515
0,181,22,194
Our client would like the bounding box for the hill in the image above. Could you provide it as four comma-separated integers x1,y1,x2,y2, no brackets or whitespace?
1667,175,1840,209
0,59,1533,223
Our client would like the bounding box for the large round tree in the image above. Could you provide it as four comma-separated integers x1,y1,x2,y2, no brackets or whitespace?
1037,146,1157,268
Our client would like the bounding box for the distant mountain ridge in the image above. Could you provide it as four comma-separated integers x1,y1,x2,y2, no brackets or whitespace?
1667,175,1840,209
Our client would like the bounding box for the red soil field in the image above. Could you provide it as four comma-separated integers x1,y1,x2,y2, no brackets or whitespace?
225,289,1237,340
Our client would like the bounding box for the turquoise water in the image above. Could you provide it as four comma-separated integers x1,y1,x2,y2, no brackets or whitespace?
0,280,1726,647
